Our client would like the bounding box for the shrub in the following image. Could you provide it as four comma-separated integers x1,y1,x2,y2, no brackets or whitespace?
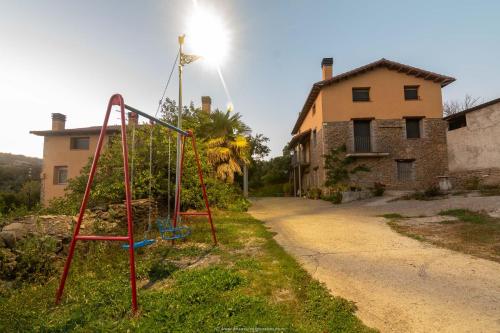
371,182,386,197
424,185,442,197
323,190,343,204
11,235,59,283
282,183,292,196
306,187,322,200
250,183,287,197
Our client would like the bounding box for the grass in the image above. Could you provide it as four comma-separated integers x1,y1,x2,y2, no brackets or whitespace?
0,211,375,332
439,209,491,224
383,209,500,262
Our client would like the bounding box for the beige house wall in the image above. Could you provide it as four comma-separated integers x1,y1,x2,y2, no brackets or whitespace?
321,67,443,121
447,103,500,185
41,134,103,205
298,91,323,134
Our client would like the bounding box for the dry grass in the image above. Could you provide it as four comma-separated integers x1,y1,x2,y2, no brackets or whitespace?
385,209,500,262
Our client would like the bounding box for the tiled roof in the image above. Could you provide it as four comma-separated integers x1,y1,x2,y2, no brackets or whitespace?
30,125,122,136
291,58,456,134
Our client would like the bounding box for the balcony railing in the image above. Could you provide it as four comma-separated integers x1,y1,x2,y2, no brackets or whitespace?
291,153,309,167
354,136,371,153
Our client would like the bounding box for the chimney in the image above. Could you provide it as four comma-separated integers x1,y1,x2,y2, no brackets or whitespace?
201,96,212,113
51,113,66,131
321,58,333,80
127,112,138,126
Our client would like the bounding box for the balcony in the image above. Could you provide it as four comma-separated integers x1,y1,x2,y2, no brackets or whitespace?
346,136,389,157
291,153,310,167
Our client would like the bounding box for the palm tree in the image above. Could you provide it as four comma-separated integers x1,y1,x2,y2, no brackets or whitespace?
203,110,250,183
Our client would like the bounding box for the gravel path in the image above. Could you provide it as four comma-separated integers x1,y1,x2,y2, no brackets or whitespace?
249,196,500,333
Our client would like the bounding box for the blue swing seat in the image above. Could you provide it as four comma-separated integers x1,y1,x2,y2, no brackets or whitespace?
156,217,191,240
122,238,156,250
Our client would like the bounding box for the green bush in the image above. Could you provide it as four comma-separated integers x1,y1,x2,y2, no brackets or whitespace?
282,183,292,196
8,235,59,283
370,182,386,197
250,183,287,197
323,191,343,204
306,187,322,200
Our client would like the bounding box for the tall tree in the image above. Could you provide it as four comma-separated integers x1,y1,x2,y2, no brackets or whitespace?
203,110,250,183
443,94,481,116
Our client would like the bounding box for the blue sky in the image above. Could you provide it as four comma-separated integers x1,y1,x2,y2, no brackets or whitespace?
1,0,499,158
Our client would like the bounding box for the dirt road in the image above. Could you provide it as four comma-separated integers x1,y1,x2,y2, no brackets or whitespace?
249,197,500,333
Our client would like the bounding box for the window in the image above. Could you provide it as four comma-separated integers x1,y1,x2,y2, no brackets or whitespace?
54,166,68,185
70,137,90,150
397,160,414,181
312,129,317,147
312,103,316,115
353,120,371,152
404,86,419,100
448,115,467,131
352,88,370,102
406,118,421,138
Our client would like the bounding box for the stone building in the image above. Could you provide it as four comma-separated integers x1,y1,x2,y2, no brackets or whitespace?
445,97,500,188
290,58,455,195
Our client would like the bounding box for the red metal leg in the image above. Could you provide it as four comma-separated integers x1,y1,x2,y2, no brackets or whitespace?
118,98,138,313
189,131,217,245
55,94,138,314
55,94,116,305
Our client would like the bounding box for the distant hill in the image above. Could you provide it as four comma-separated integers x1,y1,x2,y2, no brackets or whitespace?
0,153,42,167
0,153,42,192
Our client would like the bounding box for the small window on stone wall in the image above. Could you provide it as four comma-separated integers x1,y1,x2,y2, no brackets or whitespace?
405,118,422,138
397,160,415,181
312,129,317,147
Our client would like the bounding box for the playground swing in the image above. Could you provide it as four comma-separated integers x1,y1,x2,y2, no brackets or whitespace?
121,122,156,250
156,135,191,240
55,94,217,313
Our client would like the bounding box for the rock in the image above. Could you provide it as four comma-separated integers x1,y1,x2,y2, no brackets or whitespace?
0,248,17,279
0,236,6,248
0,231,17,248
2,222,29,239
488,209,500,218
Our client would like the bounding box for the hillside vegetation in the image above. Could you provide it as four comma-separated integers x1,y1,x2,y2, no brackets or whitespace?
0,153,41,216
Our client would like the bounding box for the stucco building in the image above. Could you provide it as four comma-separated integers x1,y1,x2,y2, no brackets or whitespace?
30,113,122,205
445,97,500,188
31,97,213,206
290,58,455,195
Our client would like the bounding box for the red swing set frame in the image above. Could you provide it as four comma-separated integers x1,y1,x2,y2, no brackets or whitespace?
55,94,216,313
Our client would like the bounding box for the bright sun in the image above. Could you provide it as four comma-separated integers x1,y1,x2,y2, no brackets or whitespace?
186,4,230,67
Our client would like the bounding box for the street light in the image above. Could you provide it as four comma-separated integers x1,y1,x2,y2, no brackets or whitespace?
174,5,230,220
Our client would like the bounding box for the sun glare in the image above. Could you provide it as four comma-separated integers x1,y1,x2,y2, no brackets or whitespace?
186,5,230,66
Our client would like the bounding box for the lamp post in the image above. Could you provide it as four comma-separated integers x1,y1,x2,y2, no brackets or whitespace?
174,35,201,221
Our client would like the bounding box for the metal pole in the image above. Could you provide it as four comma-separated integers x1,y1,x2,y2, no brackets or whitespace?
298,145,302,197
174,35,184,223
243,163,248,198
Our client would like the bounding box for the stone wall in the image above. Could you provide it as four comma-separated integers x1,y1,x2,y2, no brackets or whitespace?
449,168,500,189
447,102,500,188
300,118,448,191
